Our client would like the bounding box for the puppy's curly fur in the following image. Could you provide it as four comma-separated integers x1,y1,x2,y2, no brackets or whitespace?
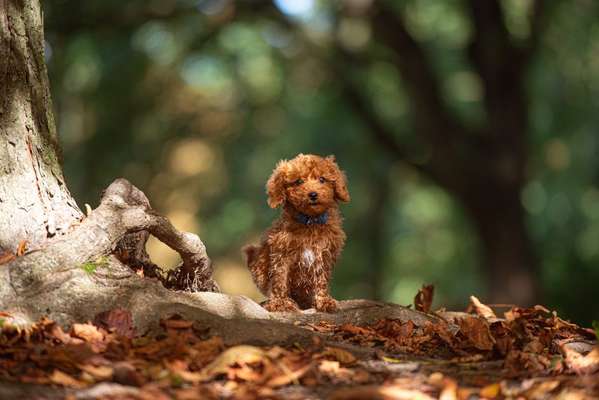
243,154,350,312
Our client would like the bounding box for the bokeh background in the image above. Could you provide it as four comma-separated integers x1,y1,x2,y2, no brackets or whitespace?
43,0,599,324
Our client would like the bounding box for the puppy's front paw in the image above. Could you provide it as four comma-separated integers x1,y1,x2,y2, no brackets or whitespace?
314,295,338,313
264,297,300,312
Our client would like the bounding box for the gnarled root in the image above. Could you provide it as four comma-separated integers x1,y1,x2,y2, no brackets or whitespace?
0,179,440,350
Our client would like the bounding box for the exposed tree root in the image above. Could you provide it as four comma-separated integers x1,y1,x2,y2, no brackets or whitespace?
0,178,438,350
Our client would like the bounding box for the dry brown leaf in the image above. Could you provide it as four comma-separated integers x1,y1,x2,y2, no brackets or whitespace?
339,323,373,336
457,316,495,351
414,284,434,313
553,388,588,399
468,296,496,320
16,240,27,256
439,378,458,400
525,380,561,399
523,339,545,354
113,361,145,387
321,346,357,364
330,384,435,400
93,308,136,338
319,360,341,374
479,383,500,398
457,388,479,400
171,369,206,383
71,323,104,342
266,363,312,387
198,345,267,381
79,364,113,380
49,323,72,344
231,364,264,382
561,343,599,374
49,369,87,388
505,350,551,373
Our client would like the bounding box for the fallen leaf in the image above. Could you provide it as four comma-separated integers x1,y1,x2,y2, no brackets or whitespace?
561,343,599,374
230,364,263,382
321,347,357,364
79,364,113,380
553,388,588,399
16,240,27,256
505,350,551,373
525,380,560,399
457,316,495,351
49,369,87,388
71,323,104,342
266,363,312,387
199,345,267,381
414,284,434,313
330,385,435,400
439,378,458,400
94,308,136,338
523,339,544,354
428,372,445,386
167,363,205,383
49,323,72,344
468,296,496,320
319,360,341,374
480,383,500,398
113,361,145,387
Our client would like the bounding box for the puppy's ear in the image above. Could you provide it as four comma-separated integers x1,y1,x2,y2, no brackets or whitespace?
326,155,350,202
266,160,288,208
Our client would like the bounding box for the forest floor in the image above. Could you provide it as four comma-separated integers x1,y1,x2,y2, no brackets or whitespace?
0,289,598,400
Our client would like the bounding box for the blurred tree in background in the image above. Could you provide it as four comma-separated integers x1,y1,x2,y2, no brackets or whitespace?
42,0,599,323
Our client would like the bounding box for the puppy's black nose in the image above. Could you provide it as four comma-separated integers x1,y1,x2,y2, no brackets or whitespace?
309,192,318,200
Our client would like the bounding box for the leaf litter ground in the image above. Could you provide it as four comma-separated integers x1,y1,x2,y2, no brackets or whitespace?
0,289,598,399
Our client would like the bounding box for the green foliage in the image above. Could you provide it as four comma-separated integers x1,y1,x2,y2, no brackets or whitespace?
80,257,109,275
80,262,97,275
593,321,599,340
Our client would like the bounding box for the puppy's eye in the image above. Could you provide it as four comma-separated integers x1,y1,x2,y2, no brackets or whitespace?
294,179,304,185
319,177,326,183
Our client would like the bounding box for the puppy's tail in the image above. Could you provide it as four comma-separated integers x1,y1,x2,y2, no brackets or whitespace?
242,244,269,294
243,244,259,267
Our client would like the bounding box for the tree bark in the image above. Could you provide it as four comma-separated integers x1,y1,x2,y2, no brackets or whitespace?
0,0,82,253
463,188,540,306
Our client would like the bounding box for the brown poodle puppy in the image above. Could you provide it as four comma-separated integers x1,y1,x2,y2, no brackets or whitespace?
243,154,350,312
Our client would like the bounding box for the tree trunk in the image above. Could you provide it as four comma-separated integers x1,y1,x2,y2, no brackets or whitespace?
0,0,82,253
364,163,390,300
463,185,540,306
0,0,221,322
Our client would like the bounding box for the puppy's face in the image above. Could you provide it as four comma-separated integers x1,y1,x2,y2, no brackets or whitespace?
267,154,350,215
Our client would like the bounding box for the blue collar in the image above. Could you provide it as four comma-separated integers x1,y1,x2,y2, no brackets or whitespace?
296,211,328,225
